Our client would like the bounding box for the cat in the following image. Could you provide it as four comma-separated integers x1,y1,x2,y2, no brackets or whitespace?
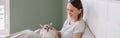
40,23,58,38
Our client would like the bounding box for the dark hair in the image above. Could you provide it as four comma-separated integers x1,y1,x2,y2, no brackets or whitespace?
69,0,83,9
69,0,83,20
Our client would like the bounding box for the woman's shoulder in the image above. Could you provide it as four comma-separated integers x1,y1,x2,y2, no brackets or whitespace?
75,19,85,27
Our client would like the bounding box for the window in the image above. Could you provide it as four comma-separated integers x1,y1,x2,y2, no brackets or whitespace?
0,0,10,37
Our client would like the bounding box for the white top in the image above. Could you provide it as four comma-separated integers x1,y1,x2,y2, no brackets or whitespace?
60,18,85,38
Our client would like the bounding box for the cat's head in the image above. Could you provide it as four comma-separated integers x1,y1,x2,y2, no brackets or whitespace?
40,23,54,32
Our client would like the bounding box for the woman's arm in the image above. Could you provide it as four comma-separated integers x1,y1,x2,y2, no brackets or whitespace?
73,34,82,38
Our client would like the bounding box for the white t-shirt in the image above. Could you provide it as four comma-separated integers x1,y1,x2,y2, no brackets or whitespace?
60,18,85,38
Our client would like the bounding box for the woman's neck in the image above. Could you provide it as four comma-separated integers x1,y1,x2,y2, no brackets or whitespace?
72,16,82,22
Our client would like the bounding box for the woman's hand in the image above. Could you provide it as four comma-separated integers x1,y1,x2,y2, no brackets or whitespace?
53,28,61,38
56,31,61,38
73,34,82,38
49,25,61,38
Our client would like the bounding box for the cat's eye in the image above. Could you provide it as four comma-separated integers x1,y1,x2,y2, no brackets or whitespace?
50,28,52,30
44,28,47,29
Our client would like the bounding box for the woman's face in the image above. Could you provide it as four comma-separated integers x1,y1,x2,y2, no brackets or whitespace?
67,3,82,20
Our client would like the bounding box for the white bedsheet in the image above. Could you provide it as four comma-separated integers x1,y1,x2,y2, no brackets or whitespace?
5,29,41,38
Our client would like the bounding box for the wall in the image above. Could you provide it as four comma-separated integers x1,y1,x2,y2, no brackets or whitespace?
10,0,62,33
86,0,120,38
0,0,3,5
62,0,67,23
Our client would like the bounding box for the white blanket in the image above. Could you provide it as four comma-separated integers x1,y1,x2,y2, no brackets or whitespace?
5,29,42,38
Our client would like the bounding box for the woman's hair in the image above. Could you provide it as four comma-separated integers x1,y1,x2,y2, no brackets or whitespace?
69,0,83,20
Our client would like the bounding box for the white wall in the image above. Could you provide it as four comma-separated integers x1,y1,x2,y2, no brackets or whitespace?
0,0,3,5
86,0,120,38
82,0,96,38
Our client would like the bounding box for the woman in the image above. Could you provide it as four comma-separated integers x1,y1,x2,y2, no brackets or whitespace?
54,0,85,38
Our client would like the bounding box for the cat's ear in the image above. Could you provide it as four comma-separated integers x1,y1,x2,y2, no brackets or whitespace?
40,24,43,28
49,23,54,28
50,22,52,25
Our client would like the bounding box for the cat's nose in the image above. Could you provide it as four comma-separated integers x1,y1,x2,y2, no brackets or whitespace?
47,28,49,32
